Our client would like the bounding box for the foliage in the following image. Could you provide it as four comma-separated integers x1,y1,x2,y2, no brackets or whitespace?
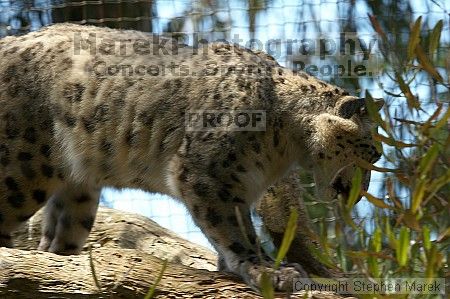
306,15,449,299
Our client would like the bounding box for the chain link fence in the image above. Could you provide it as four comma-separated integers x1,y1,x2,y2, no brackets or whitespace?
1,0,449,250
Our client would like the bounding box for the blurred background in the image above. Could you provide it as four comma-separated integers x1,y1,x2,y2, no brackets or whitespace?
1,0,448,278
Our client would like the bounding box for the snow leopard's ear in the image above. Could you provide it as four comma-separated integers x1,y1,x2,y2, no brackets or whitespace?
373,98,385,111
335,97,384,119
334,97,364,119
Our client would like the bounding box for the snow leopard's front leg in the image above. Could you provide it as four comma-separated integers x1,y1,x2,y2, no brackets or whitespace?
169,137,308,291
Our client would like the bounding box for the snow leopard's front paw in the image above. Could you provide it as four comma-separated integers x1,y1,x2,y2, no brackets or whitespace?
240,257,310,292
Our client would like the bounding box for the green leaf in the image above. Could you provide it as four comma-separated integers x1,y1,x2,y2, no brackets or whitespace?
363,191,394,210
422,103,444,133
144,259,168,299
395,73,420,109
373,132,416,148
396,227,410,267
336,244,347,271
368,227,381,276
425,244,437,278
437,227,450,242
426,168,450,202
408,16,422,60
346,167,362,210
364,92,387,131
430,106,450,134
367,255,379,278
342,206,359,230
428,20,443,55
418,143,440,176
422,226,431,251
415,44,444,82
385,217,397,250
411,178,426,214
88,245,102,290
307,244,336,268
372,227,382,253
259,272,275,299
274,208,298,268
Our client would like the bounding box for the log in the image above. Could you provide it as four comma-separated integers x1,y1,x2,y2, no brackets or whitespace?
0,207,346,298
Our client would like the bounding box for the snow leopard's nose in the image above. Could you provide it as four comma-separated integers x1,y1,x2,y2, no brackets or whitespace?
331,171,370,203
331,177,351,201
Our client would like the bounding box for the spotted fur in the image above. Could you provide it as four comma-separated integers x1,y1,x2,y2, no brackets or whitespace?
0,23,382,291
